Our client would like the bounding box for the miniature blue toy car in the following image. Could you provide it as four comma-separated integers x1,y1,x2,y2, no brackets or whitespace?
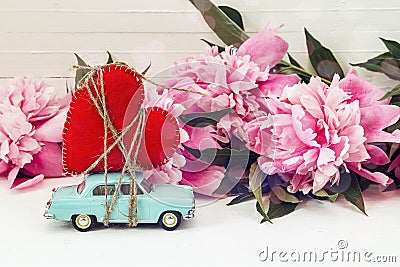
44,172,195,231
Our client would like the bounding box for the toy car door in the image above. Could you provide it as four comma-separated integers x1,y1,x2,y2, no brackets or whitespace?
118,184,150,222
91,184,119,221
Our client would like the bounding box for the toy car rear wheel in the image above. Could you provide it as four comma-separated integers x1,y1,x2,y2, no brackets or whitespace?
159,211,181,231
72,214,94,232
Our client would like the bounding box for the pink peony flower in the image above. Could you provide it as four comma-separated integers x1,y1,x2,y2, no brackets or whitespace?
143,26,299,196
0,78,70,189
250,72,400,193
172,26,299,141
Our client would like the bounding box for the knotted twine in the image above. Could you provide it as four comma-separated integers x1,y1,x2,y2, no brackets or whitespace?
74,63,204,227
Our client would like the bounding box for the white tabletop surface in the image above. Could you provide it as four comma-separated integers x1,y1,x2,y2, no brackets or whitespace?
0,176,399,267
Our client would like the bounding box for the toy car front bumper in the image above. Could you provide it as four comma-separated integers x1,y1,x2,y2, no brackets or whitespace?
184,209,195,219
44,213,54,219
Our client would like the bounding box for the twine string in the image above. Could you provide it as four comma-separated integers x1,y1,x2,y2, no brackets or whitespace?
73,63,203,227
78,65,143,227
73,64,207,96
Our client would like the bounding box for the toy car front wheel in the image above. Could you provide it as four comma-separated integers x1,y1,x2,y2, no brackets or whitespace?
159,211,181,231
72,214,94,232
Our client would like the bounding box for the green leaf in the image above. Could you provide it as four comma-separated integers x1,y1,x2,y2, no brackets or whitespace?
327,171,352,193
351,52,400,81
287,53,303,68
257,200,272,224
201,39,225,53
342,172,367,215
189,0,248,47
106,51,114,64
387,119,400,133
74,53,90,89
141,62,151,75
227,192,255,206
271,186,301,203
313,189,338,202
380,38,400,59
179,108,233,127
267,200,298,220
390,143,399,158
380,83,400,100
390,94,400,106
182,144,258,167
218,6,244,30
304,28,344,80
249,163,271,223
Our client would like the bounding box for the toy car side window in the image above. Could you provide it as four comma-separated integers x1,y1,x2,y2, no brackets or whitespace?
93,185,116,196
120,184,143,195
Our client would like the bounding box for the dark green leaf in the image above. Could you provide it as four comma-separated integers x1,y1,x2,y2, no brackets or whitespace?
256,201,272,224
74,53,90,89
285,54,311,82
357,176,372,192
390,94,400,106
189,0,248,47
182,145,258,167
218,6,244,30
304,28,344,80
227,192,254,205
342,172,367,215
380,83,400,101
287,53,303,68
387,118,400,133
380,38,400,59
141,62,151,75
327,171,352,193
312,189,338,202
267,201,298,220
201,39,225,53
271,186,301,203
249,163,271,223
351,53,400,81
179,108,233,127
106,51,114,64
65,80,70,94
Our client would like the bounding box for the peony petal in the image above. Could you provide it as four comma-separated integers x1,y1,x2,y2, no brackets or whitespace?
338,70,390,107
365,144,390,165
388,154,400,172
366,131,400,143
258,74,300,98
237,26,288,70
33,108,68,142
288,173,312,193
7,166,20,188
180,165,225,196
312,169,331,193
11,174,45,190
317,147,336,166
182,125,221,150
360,105,400,134
21,142,63,177
348,163,393,186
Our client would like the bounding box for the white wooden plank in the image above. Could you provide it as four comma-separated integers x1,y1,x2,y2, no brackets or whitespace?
0,10,399,33
0,50,391,79
1,31,399,53
2,0,399,12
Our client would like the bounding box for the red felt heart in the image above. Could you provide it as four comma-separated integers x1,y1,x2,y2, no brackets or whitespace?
123,107,181,169
62,64,180,174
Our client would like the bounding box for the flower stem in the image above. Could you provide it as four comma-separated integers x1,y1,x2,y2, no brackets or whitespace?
279,60,332,85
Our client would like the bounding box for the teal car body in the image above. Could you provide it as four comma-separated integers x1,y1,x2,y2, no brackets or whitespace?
44,172,195,231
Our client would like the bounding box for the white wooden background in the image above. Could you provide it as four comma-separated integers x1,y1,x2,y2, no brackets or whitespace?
0,0,399,90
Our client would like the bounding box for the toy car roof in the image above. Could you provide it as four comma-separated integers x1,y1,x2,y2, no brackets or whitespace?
85,172,144,186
